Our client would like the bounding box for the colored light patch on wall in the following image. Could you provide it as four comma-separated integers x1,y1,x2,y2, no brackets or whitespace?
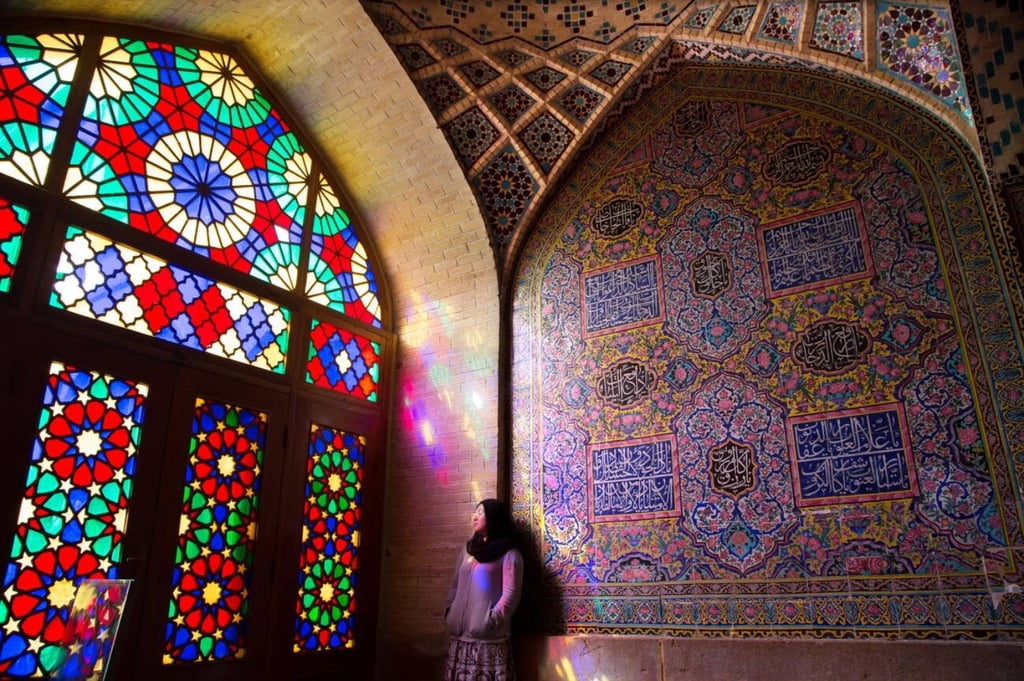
0,33,81,186
306,175,382,328
306,318,380,401
62,37,309,290
51,225,291,373
163,398,267,664
0,196,29,292
0,362,147,679
293,424,363,653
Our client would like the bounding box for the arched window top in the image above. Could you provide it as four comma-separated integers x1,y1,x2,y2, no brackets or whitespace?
0,28,383,329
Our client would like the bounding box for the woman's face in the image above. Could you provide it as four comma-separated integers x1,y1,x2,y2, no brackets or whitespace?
472,504,487,537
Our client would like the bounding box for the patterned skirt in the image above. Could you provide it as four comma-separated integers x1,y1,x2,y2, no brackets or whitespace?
444,636,516,681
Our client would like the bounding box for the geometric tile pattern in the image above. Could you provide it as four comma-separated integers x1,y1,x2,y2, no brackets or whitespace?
589,59,632,86
685,6,720,31
560,84,605,123
758,2,805,44
810,2,865,60
877,3,971,121
520,113,575,174
718,6,758,34
525,66,568,93
444,107,500,170
460,60,500,87
490,84,535,124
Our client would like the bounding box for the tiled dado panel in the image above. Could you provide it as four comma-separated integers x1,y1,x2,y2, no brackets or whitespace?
512,64,1024,639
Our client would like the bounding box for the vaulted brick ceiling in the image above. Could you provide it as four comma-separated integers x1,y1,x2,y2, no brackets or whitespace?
361,1,976,277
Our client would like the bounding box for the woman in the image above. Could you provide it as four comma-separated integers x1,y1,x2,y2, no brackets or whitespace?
444,498,524,681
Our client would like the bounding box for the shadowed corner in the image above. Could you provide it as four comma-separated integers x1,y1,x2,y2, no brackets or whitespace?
512,523,566,681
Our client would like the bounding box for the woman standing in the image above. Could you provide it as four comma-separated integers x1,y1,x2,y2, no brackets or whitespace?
444,499,524,681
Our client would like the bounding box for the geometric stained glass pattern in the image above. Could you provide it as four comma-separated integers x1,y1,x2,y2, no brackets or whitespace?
306,318,381,402
51,226,292,374
306,175,382,328
294,425,364,653
63,37,311,291
0,362,147,679
0,196,29,292
0,33,81,186
811,2,865,60
877,3,971,120
164,398,267,664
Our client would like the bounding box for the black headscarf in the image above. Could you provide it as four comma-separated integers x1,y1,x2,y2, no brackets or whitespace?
466,498,517,563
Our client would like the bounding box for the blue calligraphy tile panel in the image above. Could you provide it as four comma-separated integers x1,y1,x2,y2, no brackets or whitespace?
758,201,873,297
589,435,678,522
788,404,918,507
582,256,664,337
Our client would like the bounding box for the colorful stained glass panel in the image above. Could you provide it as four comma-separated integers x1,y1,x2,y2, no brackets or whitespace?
51,225,291,373
306,175,381,327
0,362,147,679
306,318,380,401
0,33,81,186
63,37,310,289
294,424,363,652
164,398,267,664
0,196,29,292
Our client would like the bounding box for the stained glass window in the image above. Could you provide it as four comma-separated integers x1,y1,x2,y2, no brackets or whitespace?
306,318,380,401
307,175,381,327
0,196,29,292
294,425,363,652
0,33,81,186
164,398,267,664
51,225,291,373
62,37,310,291
0,362,147,679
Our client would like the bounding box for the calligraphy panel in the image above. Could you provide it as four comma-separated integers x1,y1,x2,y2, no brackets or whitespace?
588,435,678,522
708,440,755,496
763,140,831,185
592,198,642,238
793,320,870,373
787,404,918,507
582,256,664,338
597,360,656,407
758,201,873,297
691,250,731,298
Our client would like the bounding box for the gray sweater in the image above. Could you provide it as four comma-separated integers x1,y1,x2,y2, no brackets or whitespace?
445,547,524,640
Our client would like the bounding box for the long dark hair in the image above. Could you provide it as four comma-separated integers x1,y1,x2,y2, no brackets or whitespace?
466,498,517,563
